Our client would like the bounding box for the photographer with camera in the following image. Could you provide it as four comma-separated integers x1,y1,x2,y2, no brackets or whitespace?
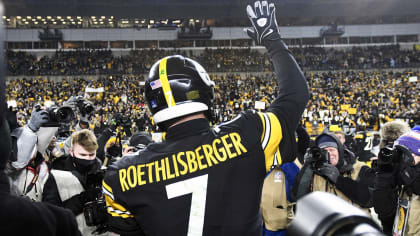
95,112,135,165
292,132,375,211
374,130,420,235
42,129,106,235
6,104,73,201
0,4,79,232
61,96,96,156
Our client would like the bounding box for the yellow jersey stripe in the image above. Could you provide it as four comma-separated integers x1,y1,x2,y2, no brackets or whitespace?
262,112,283,172
102,180,113,193
104,194,134,218
159,58,176,107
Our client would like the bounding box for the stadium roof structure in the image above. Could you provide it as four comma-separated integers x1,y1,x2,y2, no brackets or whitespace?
3,0,420,19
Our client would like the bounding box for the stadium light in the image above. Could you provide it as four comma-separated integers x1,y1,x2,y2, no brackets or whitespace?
101,16,105,19
27,16,31,19
47,16,51,19
16,16,21,19
77,16,81,19
67,16,71,19
57,16,62,19
36,16,41,19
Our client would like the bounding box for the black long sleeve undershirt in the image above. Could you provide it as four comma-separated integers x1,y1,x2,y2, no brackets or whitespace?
265,39,310,163
335,166,375,208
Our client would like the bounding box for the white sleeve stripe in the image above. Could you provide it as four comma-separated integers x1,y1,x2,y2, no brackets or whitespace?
262,113,271,150
273,151,279,166
107,207,132,215
102,187,114,200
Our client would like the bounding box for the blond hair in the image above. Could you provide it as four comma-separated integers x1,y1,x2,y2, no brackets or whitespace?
71,129,98,152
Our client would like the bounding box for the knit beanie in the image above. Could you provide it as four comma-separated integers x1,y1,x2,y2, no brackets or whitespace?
395,130,420,156
317,135,338,149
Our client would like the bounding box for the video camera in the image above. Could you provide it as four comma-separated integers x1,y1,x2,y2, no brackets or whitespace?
39,105,75,127
377,145,414,168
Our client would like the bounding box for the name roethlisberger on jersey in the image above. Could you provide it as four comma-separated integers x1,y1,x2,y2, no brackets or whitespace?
119,132,248,192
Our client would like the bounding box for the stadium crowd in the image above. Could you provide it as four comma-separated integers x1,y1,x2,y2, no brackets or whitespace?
6,69,419,136
6,44,420,76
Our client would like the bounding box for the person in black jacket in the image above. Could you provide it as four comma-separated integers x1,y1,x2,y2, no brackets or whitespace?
292,132,375,210
0,4,79,233
42,129,103,235
101,1,309,235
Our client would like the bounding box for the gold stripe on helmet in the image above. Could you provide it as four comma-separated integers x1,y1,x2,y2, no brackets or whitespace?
159,58,176,107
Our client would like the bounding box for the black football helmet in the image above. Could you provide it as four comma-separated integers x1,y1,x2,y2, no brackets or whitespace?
144,55,215,130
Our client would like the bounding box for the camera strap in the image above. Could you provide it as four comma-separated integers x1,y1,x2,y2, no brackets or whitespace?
392,189,411,236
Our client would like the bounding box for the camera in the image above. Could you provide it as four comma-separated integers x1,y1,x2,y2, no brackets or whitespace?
84,199,107,226
84,170,107,227
76,98,94,116
288,192,384,236
114,113,132,128
308,146,330,168
377,145,414,167
41,105,75,127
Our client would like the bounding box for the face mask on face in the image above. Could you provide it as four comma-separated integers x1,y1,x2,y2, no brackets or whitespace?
72,156,97,173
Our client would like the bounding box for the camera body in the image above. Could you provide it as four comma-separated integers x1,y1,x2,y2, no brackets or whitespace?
83,170,107,226
377,145,414,168
41,105,75,127
84,199,107,226
76,97,94,117
114,113,132,128
308,146,330,168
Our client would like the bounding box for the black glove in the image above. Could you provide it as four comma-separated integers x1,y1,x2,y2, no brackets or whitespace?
399,163,419,186
316,163,340,184
28,105,49,132
245,1,281,45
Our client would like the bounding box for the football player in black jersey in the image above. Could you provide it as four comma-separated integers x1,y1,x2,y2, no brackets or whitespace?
102,1,309,235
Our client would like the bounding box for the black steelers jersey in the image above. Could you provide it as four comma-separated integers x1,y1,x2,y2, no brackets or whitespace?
354,131,380,162
102,111,295,236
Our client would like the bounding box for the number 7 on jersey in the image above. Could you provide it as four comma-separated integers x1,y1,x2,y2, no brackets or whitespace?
166,174,208,236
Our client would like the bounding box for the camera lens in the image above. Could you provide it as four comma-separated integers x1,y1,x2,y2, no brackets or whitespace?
378,147,393,164
84,103,94,114
56,106,75,123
